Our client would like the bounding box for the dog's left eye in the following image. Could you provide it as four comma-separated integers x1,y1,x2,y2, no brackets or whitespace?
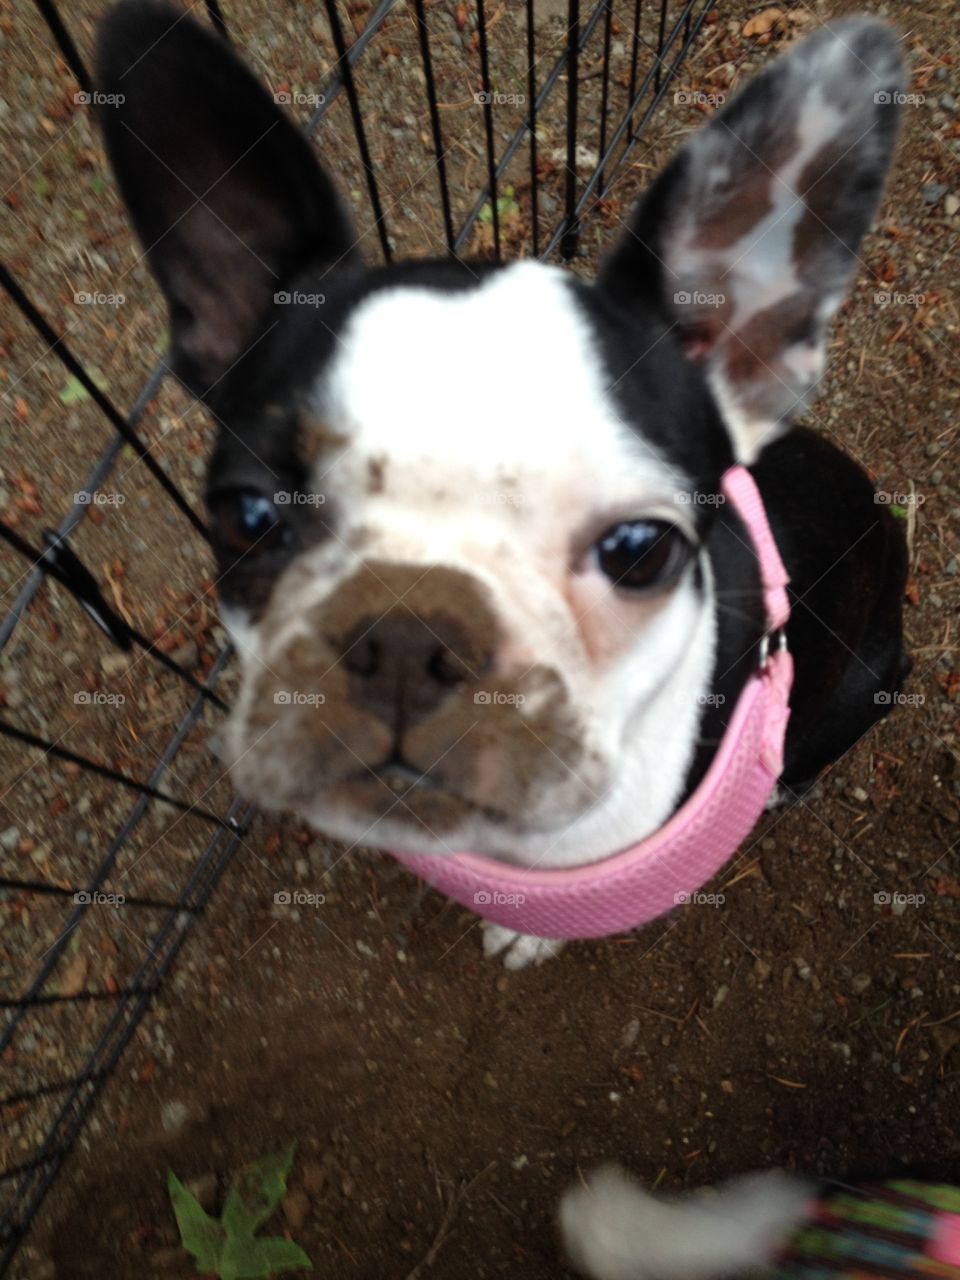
210,488,287,554
594,520,690,589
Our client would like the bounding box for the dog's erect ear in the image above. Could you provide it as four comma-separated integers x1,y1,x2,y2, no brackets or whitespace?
95,1,356,395
599,18,904,464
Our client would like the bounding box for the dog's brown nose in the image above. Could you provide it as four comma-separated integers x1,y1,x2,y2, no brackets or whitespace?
325,564,496,728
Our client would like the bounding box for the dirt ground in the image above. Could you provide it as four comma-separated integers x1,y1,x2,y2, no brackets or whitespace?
1,0,959,1277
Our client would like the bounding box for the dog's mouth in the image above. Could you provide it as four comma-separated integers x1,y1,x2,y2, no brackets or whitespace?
329,753,514,836
368,755,433,792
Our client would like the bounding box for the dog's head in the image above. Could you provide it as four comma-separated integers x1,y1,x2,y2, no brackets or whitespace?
96,4,902,866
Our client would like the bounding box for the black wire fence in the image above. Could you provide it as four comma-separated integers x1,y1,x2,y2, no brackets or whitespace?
0,0,713,1269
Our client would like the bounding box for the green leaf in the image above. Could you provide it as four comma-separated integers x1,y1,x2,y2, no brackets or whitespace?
478,186,519,224
168,1171,224,1273
58,375,89,405
34,178,50,198
220,1234,311,1278
890,504,908,519
58,369,109,406
245,1237,311,1274
222,1143,297,1239
91,175,106,195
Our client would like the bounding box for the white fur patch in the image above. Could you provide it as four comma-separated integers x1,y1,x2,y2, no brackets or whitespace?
559,1165,814,1280
481,923,566,969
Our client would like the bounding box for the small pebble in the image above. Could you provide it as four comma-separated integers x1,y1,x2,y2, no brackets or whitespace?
160,1100,190,1134
923,182,948,205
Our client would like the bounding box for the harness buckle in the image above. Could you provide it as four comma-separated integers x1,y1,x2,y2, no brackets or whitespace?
758,628,788,670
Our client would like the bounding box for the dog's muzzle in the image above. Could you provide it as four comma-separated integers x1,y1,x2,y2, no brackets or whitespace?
390,465,794,939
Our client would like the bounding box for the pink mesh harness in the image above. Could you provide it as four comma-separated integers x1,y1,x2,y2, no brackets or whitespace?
391,465,793,940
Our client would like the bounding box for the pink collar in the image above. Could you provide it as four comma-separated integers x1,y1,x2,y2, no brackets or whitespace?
391,465,793,940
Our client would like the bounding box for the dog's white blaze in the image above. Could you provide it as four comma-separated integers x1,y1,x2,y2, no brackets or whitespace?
230,261,716,868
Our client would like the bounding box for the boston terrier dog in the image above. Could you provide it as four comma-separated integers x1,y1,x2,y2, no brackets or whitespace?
96,5,908,967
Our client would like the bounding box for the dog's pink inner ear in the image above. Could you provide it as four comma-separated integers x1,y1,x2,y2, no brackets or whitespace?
599,17,904,464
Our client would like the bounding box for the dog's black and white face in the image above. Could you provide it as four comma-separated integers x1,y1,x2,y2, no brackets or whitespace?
97,5,902,868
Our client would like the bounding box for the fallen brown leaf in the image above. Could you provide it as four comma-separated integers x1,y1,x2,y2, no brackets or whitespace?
58,951,88,998
743,8,786,38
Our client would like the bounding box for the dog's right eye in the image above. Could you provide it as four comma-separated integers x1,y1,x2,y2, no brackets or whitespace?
594,519,690,590
210,488,287,554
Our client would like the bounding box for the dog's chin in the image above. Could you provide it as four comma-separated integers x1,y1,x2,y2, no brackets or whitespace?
294,773,564,860
329,773,481,840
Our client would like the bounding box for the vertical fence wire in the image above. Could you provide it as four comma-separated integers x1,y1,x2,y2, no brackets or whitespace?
526,0,539,258
474,0,500,261
627,0,643,141
413,0,455,254
321,0,393,262
560,0,581,261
